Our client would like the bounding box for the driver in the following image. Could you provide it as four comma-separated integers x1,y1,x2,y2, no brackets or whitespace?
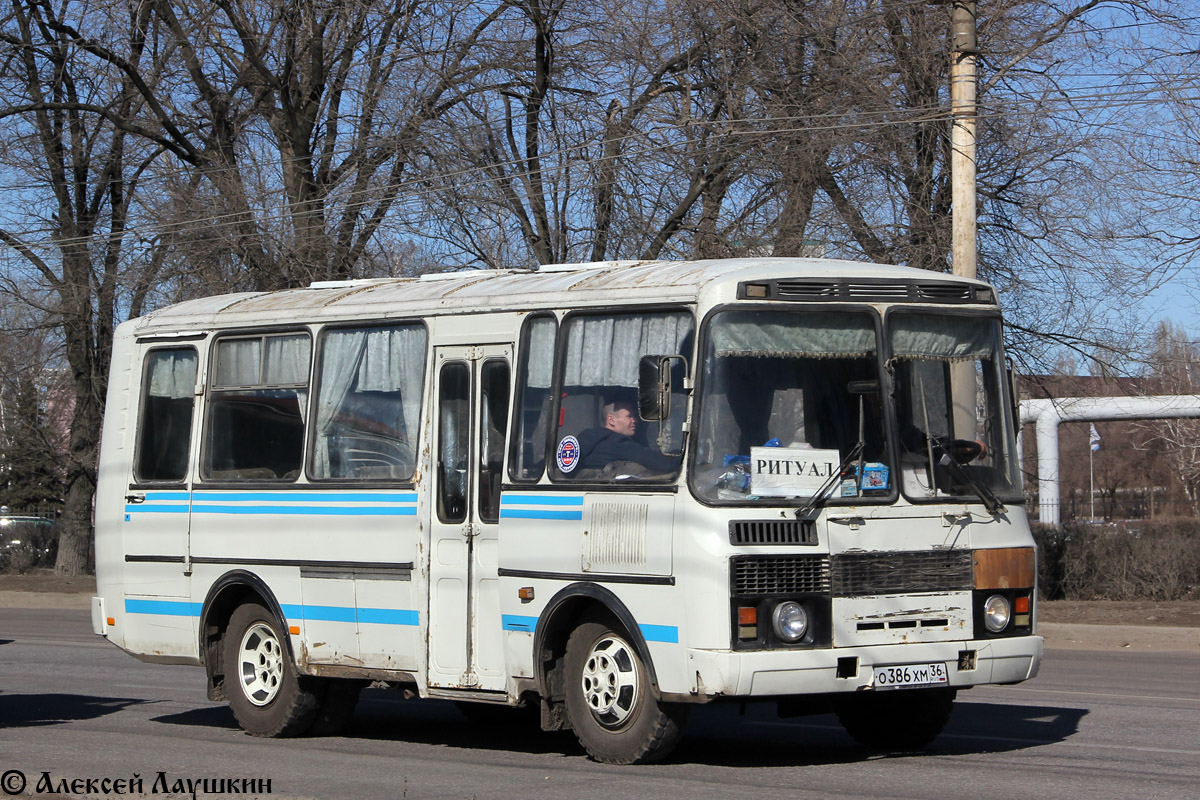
577,400,679,474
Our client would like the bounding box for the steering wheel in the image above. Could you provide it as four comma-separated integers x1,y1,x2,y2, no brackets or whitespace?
935,438,983,464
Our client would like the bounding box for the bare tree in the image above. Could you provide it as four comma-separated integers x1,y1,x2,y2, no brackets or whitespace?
0,0,167,574
1138,322,1200,514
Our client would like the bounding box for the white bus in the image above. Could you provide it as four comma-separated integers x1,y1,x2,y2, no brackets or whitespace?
92,258,1042,764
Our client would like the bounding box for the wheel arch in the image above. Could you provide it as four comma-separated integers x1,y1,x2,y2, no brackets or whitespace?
533,582,662,703
198,570,293,701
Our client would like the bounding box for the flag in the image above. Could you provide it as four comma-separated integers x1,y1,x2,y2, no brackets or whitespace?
1089,424,1101,452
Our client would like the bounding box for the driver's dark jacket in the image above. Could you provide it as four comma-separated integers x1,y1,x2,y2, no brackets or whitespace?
576,427,679,473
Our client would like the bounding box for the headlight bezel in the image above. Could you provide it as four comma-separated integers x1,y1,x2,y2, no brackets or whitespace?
771,600,810,642
983,593,1012,633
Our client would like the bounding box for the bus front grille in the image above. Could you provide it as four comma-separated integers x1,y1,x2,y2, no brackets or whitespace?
731,555,831,596
729,519,817,546
831,550,974,597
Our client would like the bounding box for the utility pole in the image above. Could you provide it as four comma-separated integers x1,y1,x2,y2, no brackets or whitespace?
949,0,978,280
948,2,980,439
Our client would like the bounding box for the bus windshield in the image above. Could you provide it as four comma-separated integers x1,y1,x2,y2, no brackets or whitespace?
692,309,888,504
888,312,1021,506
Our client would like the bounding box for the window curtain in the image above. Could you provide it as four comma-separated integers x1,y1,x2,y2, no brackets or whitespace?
214,339,260,387
890,315,997,361
524,317,557,389
562,312,692,387
312,325,427,476
710,311,876,358
147,350,197,399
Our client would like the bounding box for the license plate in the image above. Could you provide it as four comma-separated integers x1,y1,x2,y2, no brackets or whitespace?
873,662,949,689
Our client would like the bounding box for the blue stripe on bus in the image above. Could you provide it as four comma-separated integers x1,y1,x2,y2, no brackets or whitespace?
279,604,419,626
193,491,417,503
126,491,417,516
498,508,584,521
639,624,679,644
124,599,202,617
500,495,584,506
188,504,416,516
126,504,190,514
124,600,418,627
501,615,538,633
357,608,420,626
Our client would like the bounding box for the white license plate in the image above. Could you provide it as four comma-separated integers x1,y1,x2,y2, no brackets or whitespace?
873,662,949,689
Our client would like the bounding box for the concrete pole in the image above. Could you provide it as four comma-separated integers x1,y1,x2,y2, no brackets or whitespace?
949,2,979,437
950,1,978,281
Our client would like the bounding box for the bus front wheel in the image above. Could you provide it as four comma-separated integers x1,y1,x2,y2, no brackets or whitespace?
563,619,686,764
224,602,320,737
834,687,956,751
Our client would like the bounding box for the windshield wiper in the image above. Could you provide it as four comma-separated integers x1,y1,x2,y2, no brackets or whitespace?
797,440,864,519
933,443,1006,514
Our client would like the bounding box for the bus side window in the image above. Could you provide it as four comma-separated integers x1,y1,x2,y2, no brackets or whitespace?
509,315,556,482
134,348,198,483
203,333,310,481
437,362,470,522
479,359,510,522
552,310,693,481
311,323,426,481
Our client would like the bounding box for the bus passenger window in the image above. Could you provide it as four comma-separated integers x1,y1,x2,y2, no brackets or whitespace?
437,363,470,523
134,348,198,483
551,311,693,483
479,360,510,522
510,315,556,482
311,324,426,481
203,333,310,481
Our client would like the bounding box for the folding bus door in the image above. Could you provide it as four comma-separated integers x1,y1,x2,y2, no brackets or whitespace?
427,345,512,691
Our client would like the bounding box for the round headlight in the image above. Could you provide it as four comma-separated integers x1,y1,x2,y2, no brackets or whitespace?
772,601,809,642
983,594,1011,633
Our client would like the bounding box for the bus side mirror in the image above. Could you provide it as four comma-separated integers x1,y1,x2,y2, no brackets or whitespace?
638,355,686,422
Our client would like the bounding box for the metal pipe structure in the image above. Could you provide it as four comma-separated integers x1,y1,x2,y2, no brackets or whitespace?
1020,395,1200,525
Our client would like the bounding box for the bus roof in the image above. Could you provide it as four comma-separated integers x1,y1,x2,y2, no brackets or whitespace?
127,257,994,333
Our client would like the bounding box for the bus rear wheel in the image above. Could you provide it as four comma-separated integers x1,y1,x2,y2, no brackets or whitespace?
834,687,956,751
563,619,686,764
224,602,320,737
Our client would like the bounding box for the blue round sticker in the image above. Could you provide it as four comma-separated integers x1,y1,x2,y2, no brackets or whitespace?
557,435,581,473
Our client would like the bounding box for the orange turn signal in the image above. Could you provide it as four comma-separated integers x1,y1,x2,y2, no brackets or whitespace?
1014,595,1030,613
288,625,300,635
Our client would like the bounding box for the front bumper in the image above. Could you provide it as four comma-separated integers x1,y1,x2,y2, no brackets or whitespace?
685,634,1043,698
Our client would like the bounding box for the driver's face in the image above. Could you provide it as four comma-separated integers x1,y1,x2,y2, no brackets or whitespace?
608,408,637,436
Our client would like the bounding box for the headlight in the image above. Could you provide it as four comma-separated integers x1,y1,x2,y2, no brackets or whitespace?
772,601,809,642
983,594,1011,633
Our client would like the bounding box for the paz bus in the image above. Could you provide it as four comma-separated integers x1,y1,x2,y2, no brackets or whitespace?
92,258,1041,764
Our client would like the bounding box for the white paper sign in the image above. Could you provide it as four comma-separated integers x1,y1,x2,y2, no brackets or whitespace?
749,447,841,497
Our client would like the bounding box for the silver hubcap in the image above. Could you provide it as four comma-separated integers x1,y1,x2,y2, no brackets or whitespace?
581,634,640,728
237,622,284,707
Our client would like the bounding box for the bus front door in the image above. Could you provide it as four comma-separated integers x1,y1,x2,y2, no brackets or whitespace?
428,345,512,692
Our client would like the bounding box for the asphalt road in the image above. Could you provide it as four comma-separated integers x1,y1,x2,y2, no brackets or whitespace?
1,609,1197,800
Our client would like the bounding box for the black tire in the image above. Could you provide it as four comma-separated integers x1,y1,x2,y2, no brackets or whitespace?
309,679,367,736
834,687,957,751
223,602,321,737
563,619,687,764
